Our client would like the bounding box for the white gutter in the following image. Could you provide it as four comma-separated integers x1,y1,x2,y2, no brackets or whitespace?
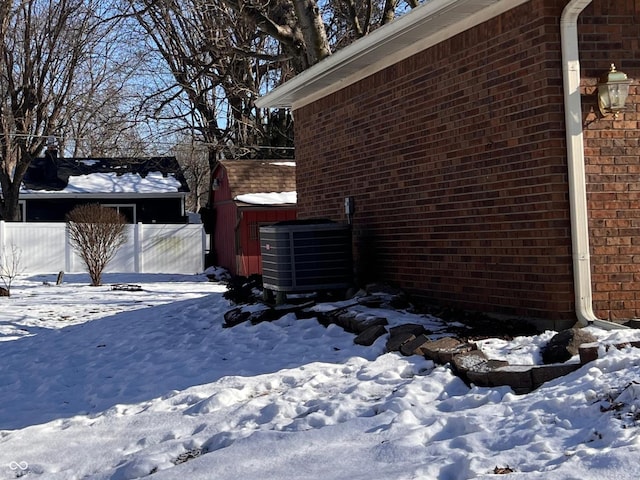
560,0,627,329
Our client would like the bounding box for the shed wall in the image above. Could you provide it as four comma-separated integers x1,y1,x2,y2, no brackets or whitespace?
294,0,640,323
237,209,297,276
213,200,239,275
211,164,237,275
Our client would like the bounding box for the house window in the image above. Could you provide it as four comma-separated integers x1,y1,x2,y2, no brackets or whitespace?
18,201,25,222
103,204,136,224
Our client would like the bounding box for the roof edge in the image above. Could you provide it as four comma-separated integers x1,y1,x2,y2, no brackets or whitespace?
256,0,529,110
19,192,187,199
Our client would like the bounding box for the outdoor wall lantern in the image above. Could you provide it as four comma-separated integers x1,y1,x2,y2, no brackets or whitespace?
597,63,631,118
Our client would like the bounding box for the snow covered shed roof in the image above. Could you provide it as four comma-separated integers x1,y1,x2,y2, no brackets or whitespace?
216,160,296,206
21,156,189,197
256,0,528,110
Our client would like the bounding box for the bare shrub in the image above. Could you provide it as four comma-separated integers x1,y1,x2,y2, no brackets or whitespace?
0,244,22,296
66,204,128,286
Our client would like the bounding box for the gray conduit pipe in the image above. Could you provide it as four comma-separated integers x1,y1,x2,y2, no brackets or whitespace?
560,0,627,329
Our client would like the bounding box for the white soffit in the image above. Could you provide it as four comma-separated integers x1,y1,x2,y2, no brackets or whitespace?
256,0,531,110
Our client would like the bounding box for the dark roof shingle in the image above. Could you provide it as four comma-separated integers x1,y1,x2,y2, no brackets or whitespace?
219,160,296,198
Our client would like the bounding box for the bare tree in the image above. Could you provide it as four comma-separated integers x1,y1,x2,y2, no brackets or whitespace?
0,243,22,296
0,0,125,221
128,0,295,168
66,204,128,286
123,0,423,176
173,136,210,213
222,0,424,72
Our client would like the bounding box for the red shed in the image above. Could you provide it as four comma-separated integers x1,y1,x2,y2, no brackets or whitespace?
210,160,296,276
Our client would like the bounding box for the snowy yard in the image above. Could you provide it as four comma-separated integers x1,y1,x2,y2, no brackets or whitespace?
1,273,640,479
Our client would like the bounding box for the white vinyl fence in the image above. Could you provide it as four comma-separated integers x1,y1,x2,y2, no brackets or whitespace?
0,221,205,274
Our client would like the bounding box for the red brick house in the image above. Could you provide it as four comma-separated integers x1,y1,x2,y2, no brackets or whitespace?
209,160,296,276
257,0,640,330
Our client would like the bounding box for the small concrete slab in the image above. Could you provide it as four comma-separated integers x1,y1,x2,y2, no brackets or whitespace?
531,363,581,389
489,365,534,394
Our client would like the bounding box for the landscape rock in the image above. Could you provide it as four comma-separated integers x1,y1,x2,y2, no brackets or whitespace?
333,310,359,332
354,324,388,346
386,332,416,353
421,337,462,362
363,284,412,310
451,350,489,374
352,315,388,334
579,339,640,364
0,287,9,297
223,308,251,328
434,340,477,364
400,334,432,356
531,363,582,389
389,323,429,337
385,323,432,352
541,328,597,364
489,366,534,394
249,308,283,325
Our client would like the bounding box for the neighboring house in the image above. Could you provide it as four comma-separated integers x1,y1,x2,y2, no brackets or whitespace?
18,147,190,224
257,0,640,329
208,160,296,276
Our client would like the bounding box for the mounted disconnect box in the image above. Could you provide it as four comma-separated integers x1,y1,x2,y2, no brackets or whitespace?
344,197,355,215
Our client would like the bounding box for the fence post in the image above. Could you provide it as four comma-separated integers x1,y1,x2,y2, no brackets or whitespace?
202,225,207,271
134,223,142,273
64,223,72,271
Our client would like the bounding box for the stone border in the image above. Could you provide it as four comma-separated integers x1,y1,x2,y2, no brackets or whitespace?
223,299,639,394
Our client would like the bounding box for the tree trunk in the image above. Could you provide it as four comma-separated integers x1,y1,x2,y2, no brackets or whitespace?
292,0,331,66
0,182,21,221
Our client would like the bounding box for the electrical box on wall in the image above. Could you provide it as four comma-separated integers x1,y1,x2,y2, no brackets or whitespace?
344,197,355,216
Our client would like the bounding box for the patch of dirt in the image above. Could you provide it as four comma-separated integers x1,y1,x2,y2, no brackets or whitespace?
414,304,539,341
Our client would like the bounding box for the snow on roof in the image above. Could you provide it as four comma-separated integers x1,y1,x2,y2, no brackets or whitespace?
21,171,183,194
216,160,297,203
21,156,190,195
234,191,297,205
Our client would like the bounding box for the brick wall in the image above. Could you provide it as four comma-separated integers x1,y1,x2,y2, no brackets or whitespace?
580,1,640,321
294,0,639,324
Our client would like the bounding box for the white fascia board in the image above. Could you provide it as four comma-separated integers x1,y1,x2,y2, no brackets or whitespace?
256,0,530,110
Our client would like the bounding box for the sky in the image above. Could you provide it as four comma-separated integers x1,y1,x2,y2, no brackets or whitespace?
1,271,640,479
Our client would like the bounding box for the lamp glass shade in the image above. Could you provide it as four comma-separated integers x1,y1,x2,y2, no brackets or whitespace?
598,64,631,115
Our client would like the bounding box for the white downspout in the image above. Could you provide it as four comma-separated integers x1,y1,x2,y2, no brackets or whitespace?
560,0,627,329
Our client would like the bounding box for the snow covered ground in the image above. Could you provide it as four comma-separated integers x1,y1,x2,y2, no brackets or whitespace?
2,272,640,479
